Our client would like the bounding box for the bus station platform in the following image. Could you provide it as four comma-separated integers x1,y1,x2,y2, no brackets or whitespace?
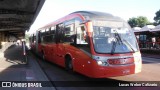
141,48,160,59
0,43,55,90
142,53,160,59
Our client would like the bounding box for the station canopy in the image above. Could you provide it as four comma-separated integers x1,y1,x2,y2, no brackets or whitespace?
0,0,45,39
152,24,160,31
132,25,156,32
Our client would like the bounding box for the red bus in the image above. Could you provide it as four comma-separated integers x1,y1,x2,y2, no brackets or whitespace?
30,11,142,78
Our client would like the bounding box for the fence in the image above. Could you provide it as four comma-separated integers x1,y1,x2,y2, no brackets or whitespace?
139,42,160,49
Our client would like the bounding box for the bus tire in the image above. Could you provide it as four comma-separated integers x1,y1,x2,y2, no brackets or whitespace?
42,52,46,61
65,56,73,72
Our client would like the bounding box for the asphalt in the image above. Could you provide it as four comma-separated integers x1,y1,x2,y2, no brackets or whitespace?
0,43,55,90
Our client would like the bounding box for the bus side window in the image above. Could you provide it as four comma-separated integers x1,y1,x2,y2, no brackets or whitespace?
56,24,64,43
51,26,56,42
64,24,75,43
38,31,41,43
76,26,88,45
31,34,34,43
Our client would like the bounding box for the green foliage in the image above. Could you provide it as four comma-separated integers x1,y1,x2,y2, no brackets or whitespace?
128,17,139,28
154,9,160,25
128,16,150,28
138,16,150,27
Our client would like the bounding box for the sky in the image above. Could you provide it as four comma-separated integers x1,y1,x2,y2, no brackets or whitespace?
28,0,160,33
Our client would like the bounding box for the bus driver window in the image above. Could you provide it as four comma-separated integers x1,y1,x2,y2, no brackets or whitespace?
76,26,88,44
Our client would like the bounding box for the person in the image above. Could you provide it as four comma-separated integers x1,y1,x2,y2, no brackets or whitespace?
17,40,21,46
151,37,156,48
156,37,160,49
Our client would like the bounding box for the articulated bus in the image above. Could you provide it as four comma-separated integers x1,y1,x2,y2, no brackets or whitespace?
30,11,142,78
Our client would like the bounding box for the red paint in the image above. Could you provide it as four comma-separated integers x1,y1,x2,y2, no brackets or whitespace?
30,11,142,78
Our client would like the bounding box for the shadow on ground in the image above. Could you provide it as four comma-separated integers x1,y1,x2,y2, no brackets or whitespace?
3,44,27,64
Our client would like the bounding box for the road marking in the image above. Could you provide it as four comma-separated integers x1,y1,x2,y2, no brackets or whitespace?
26,70,35,81
26,77,34,80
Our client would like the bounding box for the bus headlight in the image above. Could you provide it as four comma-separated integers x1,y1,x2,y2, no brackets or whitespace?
96,60,108,66
97,61,103,65
92,55,109,66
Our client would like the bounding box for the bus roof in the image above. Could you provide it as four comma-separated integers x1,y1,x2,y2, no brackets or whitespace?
71,11,124,21
39,11,125,30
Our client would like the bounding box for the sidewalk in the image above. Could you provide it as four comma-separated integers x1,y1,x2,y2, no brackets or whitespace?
140,48,160,59
0,44,55,90
141,53,160,59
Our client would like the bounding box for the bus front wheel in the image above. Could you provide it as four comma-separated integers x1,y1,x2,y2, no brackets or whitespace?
65,56,73,72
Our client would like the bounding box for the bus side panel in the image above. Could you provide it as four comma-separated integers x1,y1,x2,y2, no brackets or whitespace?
64,45,81,72
73,51,94,77
31,43,36,51
64,44,138,78
38,44,43,53
63,44,94,76
35,31,39,53
48,43,57,64
42,44,51,61
45,44,53,62
54,43,65,67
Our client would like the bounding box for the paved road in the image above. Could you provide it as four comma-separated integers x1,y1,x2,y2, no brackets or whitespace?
3,44,159,90
0,44,55,90
30,52,160,90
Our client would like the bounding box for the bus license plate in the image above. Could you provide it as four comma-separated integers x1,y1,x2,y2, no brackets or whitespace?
122,69,130,74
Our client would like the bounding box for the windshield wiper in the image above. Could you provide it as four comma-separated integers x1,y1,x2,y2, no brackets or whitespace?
110,29,122,55
111,41,116,55
123,39,135,53
110,29,135,54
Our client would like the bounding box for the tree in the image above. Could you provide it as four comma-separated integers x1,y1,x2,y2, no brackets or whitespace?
128,16,150,28
137,16,150,27
154,9,160,25
128,17,139,28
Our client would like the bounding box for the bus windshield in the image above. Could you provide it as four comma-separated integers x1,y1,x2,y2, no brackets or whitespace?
92,21,139,54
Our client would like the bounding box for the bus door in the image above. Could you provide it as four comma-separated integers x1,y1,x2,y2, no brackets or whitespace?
37,31,43,54
74,25,90,73
30,34,36,50
49,43,56,63
45,44,55,62
55,43,65,66
35,31,40,53
55,24,65,66
49,28,57,63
